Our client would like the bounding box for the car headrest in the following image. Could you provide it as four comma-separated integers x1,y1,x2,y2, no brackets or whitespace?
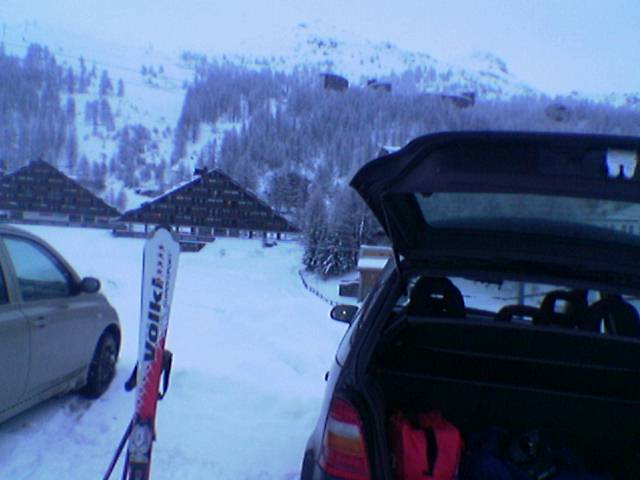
584,296,640,338
407,276,466,318
540,290,588,328
495,305,549,325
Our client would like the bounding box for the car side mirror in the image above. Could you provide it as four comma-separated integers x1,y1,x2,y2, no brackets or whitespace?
80,277,101,294
330,304,358,324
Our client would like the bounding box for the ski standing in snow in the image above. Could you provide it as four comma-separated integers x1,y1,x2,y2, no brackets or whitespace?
104,226,180,480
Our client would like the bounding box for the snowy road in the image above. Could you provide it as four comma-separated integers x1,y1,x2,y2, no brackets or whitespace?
0,226,348,479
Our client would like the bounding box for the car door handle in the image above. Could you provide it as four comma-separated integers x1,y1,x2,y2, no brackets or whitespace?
31,316,48,329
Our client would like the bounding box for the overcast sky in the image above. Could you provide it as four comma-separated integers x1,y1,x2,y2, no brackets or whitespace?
2,0,639,95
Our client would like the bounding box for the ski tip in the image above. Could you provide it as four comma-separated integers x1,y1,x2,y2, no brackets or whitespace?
149,225,178,242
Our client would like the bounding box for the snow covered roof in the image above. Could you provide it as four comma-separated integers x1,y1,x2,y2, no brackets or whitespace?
0,160,120,217
357,256,390,271
119,168,298,233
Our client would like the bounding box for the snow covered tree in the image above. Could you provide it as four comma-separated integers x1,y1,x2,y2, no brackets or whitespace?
64,126,78,172
318,228,356,278
267,171,310,213
77,57,89,93
65,97,76,123
302,187,328,271
76,155,90,180
99,70,113,96
99,98,115,131
64,67,75,94
116,188,128,211
90,160,107,191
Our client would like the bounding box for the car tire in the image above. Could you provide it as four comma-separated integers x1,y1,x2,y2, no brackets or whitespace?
81,331,118,399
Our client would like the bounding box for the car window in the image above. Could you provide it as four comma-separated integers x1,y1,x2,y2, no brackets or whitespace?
0,263,9,305
3,236,73,301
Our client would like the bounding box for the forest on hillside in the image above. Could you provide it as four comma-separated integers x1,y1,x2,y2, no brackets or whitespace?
0,43,127,208
1,44,639,276
173,60,640,276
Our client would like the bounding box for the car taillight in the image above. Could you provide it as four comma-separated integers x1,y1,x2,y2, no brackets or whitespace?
319,397,371,480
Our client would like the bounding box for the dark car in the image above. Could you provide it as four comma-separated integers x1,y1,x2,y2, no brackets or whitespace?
0,225,121,423
301,132,640,480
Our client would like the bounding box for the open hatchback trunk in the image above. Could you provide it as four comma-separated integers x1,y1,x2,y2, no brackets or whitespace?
350,132,640,479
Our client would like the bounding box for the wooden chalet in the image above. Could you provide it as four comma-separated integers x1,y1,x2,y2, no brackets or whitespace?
322,73,349,92
439,92,476,108
0,160,120,227
116,168,299,244
357,245,393,300
545,102,572,123
367,79,392,93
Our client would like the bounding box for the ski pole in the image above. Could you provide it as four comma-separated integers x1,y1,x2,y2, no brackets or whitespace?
103,419,133,480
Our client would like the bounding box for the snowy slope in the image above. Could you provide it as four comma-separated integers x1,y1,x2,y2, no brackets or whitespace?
2,18,637,215
2,22,195,211
0,226,347,479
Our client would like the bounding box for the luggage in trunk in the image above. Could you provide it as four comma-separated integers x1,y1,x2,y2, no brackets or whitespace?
370,317,640,479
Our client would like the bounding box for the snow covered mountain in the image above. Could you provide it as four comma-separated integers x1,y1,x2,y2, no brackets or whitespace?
0,19,638,213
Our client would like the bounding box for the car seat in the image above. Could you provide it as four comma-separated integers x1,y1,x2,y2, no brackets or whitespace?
407,276,466,318
582,295,640,338
495,305,549,325
540,290,588,328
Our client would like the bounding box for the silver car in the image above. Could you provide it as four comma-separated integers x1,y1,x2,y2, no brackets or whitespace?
0,225,120,423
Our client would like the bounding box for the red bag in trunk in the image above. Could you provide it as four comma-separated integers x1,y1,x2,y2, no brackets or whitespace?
389,410,463,480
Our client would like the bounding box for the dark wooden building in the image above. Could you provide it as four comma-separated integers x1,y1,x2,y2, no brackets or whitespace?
322,73,349,92
545,102,572,122
116,168,298,243
0,160,120,227
439,92,475,108
357,245,393,300
367,79,392,93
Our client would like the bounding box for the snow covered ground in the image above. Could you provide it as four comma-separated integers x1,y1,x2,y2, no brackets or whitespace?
0,225,348,479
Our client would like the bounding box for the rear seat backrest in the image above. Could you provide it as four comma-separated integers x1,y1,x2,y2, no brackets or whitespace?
584,296,640,338
407,276,466,318
495,304,549,325
540,290,588,328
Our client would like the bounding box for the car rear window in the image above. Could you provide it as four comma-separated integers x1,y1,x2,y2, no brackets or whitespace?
446,276,640,337
416,193,640,241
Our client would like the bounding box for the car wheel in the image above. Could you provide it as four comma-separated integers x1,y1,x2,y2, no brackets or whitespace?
82,331,118,399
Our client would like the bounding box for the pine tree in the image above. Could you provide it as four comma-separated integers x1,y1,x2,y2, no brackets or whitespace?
116,188,128,211
65,97,76,123
65,126,78,172
302,187,328,271
99,98,115,131
77,155,90,179
99,70,113,96
117,79,125,97
64,67,75,94
78,57,88,93
318,229,354,278
90,160,107,191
